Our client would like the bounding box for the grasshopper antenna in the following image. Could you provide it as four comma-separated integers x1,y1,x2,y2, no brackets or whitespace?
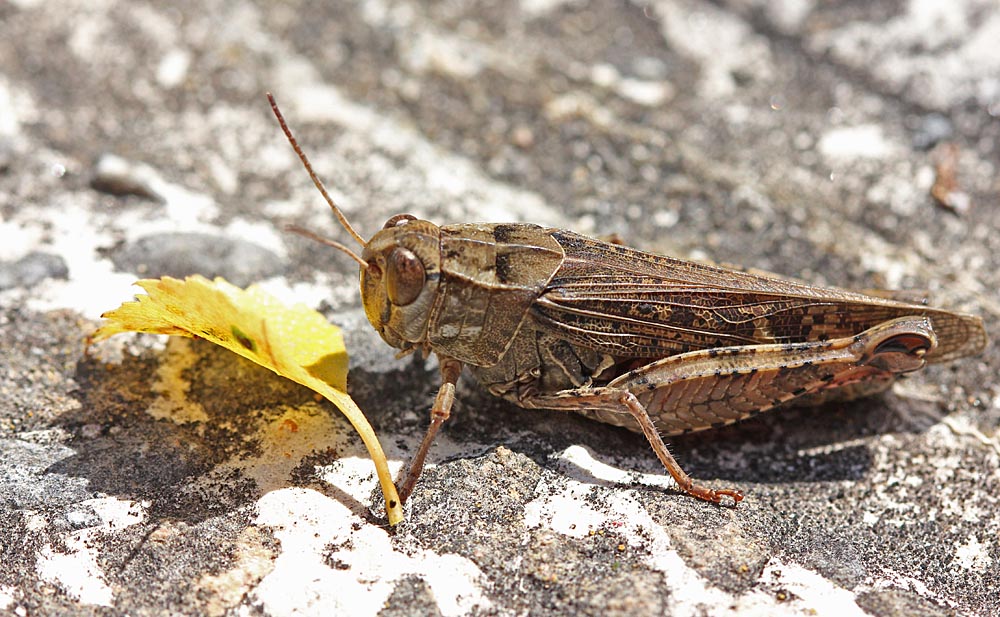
285,224,368,270
267,92,368,252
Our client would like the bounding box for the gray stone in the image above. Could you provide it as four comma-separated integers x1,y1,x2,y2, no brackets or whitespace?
0,252,68,290
109,232,284,287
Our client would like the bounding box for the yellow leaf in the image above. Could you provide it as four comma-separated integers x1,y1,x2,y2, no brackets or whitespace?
92,275,403,526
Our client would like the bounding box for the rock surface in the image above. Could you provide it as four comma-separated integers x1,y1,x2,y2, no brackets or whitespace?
1,1,998,616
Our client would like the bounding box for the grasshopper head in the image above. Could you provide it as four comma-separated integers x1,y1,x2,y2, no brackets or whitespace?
267,94,441,353
360,216,442,351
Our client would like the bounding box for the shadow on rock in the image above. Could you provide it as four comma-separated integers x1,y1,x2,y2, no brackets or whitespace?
427,380,951,492
55,338,378,525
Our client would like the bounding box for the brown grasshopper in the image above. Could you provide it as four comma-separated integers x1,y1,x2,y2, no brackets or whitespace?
268,94,987,507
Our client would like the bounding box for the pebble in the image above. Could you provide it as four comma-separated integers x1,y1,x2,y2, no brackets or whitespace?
0,252,69,290
90,153,166,202
109,232,285,287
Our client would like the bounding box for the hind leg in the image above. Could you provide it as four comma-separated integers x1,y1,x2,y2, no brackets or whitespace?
521,317,937,505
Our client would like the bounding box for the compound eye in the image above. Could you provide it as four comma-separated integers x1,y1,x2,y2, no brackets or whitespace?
385,247,425,306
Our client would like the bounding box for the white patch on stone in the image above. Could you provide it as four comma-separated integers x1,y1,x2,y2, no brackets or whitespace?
953,534,992,572
252,487,491,617
524,446,733,614
207,153,239,195
939,414,1000,456
865,172,925,217
14,201,141,318
252,277,342,315
811,0,1000,108
35,497,147,608
590,63,619,88
402,29,484,79
67,6,114,61
760,0,816,33
178,406,489,616
854,236,919,290
818,125,898,161
0,78,30,139
524,445,942,615
589,63,674,107
653,0,774,99
9,163,230,317
84,154,220,225
156,49,191,88
520,0,586,16
358,0,527,82
158,179,221,225
524,475,608,538
357,0,414,31
0,220,43,261
0,585,16,610
653,209,680,228
869,568,961,612
128,4,181,47
618,77,674,107
222,218,288,260
544,91,615,127
197,407,495,616
751,559,868,616
555,444,676,489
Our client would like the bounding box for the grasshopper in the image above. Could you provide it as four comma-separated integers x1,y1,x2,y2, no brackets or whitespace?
268,94,987,506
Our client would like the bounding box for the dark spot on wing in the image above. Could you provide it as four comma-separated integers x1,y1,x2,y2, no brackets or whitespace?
496,252,514,283
493,224,518,243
